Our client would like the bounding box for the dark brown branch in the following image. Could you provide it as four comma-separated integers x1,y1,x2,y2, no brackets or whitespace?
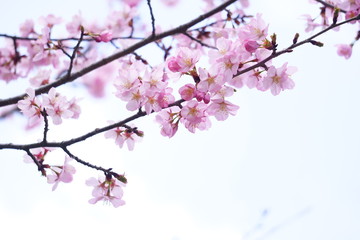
66,27,84,78
182,32,217,49
42,110,49,143
147,0,156,37
314,0,347,13
0,0,237,108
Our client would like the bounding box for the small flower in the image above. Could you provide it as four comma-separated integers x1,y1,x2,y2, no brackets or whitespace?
17,88,43,127
179,84,196,101
47,156,76,191
336,44,352,59
206,99,239,121
29,69,51,87
260,63,296,96
180,100,211,133
93,30,113,42
155,106,181,138
105,125,143,151
167,47,200,73
86,175,126,208
42,88,74,125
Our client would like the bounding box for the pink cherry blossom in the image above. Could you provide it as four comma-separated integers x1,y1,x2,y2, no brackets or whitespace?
260,63,296,96
197,67,224,93
156,87,175,109
23,147,51,164
47,156,76,191
123,0,142,7
39,14,62,28
239,13,268,41
105,125,143,151
206,99,239,121
86,176,126,208
93,30,113,42
29,69,51,86
155,106,181,137
167,47,200,73
336,44,352,59
42,88,74,125
19,19,34,37
179,84,196,101
180,100,211,133
17,88,43,127
161,0,180,6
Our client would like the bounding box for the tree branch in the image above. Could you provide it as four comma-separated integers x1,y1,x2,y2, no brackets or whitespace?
314,0,347,13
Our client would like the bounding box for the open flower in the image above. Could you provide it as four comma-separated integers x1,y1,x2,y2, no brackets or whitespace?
47,156,76,191
86,176,126,208
260,63,296,96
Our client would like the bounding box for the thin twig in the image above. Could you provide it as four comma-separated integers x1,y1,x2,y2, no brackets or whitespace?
42,110,49,143
147,0,156,37
314,0,347,13
182,32,217,49
66,27,84,79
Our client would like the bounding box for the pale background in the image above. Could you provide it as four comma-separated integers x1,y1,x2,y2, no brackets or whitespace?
0,0,359,240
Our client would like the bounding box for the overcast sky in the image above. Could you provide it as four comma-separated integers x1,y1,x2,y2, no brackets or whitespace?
0,1,360,240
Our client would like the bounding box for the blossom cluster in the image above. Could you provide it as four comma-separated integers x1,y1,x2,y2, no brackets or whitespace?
17,87,80,127
151,14,295,137
86,175,126,208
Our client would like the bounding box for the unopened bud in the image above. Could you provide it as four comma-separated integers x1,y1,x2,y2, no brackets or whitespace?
293,33,299,44
309,40,324,47
270,33,277,46
356,30,360,41
262,38,273,50
112,173,128,184
333,8,340,25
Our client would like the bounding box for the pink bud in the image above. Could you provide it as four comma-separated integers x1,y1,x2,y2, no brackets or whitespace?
167,57,182,72
94,31,112,42
244,40,260,53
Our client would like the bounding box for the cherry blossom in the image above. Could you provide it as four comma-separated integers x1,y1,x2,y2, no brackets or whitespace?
42,88,75,125
167,47,201,73
92,30,113,42
105,125,143,151
180,100,211,133
47,156,76,191
156,106,181,138
86,176,126,208
207,99,240,121
336,44,353,59
17,88,43,127
260,63,296,96
29,69,51,86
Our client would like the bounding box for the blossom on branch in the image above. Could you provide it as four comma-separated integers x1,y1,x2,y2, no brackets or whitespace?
260,63,296,96
86,176,126,208
47,156,76,191
105,125,143,151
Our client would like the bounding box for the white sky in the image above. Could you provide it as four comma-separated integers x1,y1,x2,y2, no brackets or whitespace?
0,0,360,240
